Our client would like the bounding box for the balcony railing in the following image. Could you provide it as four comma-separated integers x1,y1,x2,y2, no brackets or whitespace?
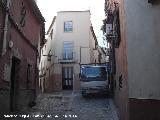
58,52,77,63
63,52,73,60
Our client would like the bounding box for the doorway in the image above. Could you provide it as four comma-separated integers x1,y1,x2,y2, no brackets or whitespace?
10,57,20,112
62,67,73,90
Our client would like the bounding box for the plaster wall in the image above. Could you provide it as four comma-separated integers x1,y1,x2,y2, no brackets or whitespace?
124,0,160,99
42,11,97,91
53,11,91,64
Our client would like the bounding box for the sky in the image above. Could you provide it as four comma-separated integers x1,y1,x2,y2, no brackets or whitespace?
37,0,107,47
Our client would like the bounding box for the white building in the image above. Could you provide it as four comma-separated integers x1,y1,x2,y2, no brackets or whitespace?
39,10,99,92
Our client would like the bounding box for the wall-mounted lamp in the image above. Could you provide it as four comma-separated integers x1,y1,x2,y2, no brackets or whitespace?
43,50,57,61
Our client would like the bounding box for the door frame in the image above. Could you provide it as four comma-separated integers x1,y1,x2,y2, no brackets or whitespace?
10,56,20,112
62,67,73,90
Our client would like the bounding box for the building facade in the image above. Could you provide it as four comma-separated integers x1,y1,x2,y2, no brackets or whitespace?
39,10,99,92
104,0,160,120
0,0,45,112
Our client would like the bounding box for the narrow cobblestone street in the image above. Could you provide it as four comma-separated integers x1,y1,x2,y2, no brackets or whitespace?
6,91,119,120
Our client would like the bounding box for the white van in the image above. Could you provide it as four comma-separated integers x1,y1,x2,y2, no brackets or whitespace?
80,65,109,97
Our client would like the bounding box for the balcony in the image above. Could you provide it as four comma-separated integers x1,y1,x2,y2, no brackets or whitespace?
58,52,77,63
106,32,115,40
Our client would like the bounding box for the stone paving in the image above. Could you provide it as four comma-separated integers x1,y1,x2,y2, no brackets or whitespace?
1,91,119,120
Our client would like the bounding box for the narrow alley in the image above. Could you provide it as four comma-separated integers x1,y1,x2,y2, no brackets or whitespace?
1,0,160,120
2,91,119,120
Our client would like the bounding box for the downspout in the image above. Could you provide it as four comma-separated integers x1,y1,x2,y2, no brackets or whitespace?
34,50,38,100
1,0,12,56
34,33,41,98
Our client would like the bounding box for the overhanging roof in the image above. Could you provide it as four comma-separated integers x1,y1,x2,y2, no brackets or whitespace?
28,0,45,23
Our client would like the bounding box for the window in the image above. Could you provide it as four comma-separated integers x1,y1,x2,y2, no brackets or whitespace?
119,75,123,90
26,64,32,89
81,67,107,81
63,42,73,60
64,21,73,32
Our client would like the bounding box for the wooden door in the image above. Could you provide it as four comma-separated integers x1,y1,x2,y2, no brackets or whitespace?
62,67,73,90
10,57,20,112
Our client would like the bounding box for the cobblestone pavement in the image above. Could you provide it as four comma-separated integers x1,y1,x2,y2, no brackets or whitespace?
2,91,119,120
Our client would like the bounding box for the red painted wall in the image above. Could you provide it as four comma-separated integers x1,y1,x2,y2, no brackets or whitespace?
10,26,37,89
0,0,41,88
0,0,44,112
10,0,40,46
0,4,5,87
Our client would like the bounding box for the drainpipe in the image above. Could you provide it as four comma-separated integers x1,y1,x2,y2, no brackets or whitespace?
1,0,12,56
